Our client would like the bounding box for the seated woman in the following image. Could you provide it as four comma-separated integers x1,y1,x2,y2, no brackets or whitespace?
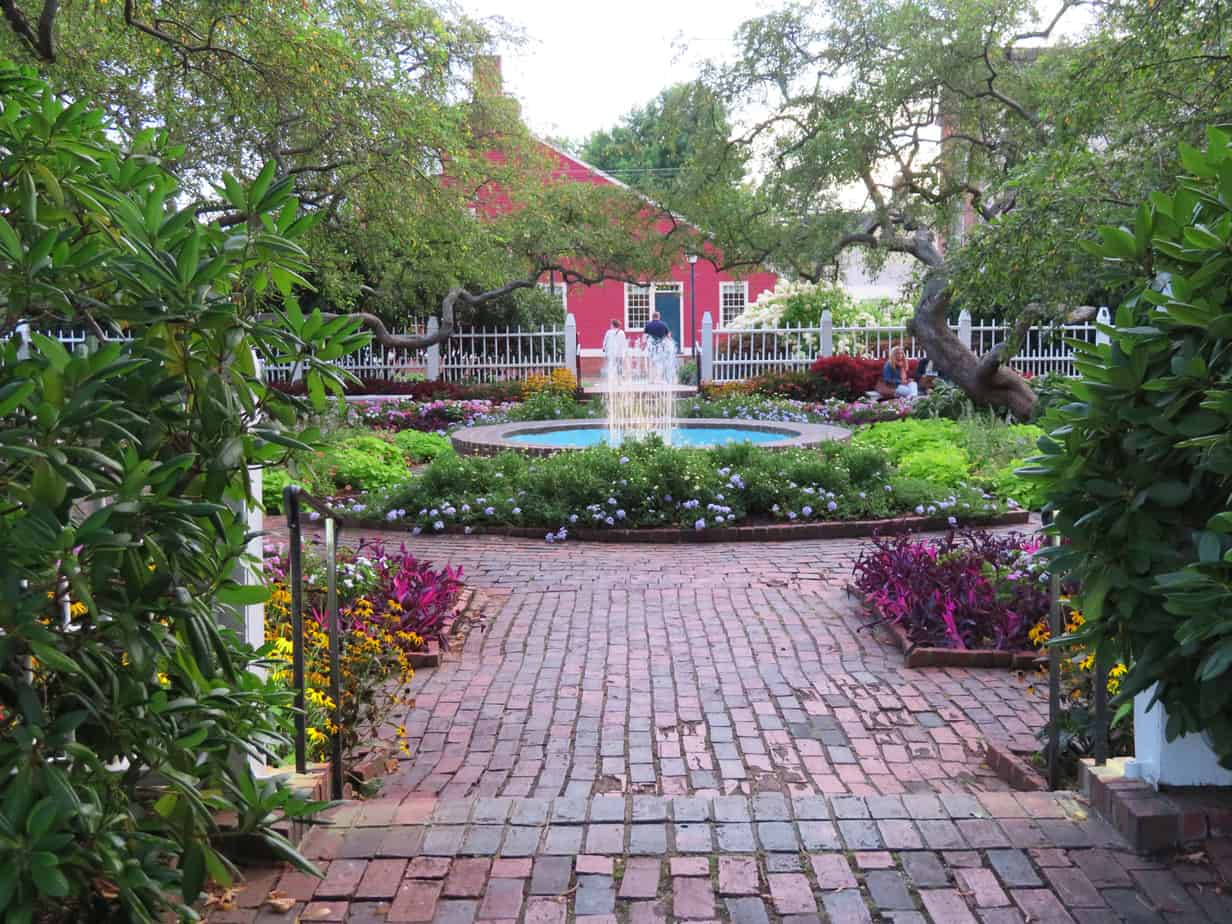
880,346,919,399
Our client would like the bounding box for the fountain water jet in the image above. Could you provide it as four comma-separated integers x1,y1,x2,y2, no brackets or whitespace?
595,335,693,445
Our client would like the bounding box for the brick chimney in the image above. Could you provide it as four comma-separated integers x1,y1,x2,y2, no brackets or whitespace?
473,55,503,100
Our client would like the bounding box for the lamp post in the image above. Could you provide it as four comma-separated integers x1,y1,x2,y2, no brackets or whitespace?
687,253,699,385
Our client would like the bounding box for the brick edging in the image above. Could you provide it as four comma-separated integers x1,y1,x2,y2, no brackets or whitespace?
333,510,1031,545
848,583,1041,670
985,740,1049,791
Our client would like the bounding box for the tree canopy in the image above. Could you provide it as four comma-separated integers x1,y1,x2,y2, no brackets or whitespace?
577,82,737,195
661,0,1232,415
0,1,680,338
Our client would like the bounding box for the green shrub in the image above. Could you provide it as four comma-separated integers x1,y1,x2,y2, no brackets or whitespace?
0,66,359,921
897,444,971,487
506,391,594,421
377,437,1002,531
912,380,979,419
990,459,1047,510
851,418,961,460
321,435,409,492
391,429,453,463
1030,131,1232,766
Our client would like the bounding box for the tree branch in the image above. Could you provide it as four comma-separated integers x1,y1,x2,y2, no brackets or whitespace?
0,0,56,60
976,304,1098,383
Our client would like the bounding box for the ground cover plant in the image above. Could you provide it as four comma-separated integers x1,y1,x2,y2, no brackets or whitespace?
372,438,1006,536
853,416,1044,509
853,531,1047,651
684,393,912,426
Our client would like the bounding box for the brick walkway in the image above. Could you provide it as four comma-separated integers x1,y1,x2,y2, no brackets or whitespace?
221,531,1232,923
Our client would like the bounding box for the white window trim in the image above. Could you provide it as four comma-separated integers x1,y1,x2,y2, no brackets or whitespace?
625,281,685,329
538,280,568,314
720,280,750,326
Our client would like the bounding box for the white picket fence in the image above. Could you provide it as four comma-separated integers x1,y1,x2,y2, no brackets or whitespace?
20,307,1109,385
702,307,1111,382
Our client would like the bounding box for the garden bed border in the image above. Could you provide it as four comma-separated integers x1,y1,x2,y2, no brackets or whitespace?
847,583,1040,670
325,509,1031,545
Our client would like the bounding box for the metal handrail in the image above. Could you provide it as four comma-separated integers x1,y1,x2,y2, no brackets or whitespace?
1043,510,1109,790
283,484,345,800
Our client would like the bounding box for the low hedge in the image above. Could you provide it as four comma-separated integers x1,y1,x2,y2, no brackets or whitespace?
372,438,1006,534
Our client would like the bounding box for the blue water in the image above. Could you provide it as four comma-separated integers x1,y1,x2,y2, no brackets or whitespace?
507,427,786,448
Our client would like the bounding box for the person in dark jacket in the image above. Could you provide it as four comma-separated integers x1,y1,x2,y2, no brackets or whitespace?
643,312,670,341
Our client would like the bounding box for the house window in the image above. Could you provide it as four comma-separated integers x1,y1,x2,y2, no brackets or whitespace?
538,281,567,314
625,284,652,328
720,281,748,326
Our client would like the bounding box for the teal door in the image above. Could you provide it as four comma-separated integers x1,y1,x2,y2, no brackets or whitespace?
654,289,682,346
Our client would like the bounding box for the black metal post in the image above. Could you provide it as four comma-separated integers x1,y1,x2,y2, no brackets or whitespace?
1093,650,1110,766
690,260,699,385
1047,521,1062,791
284,484,307,775
324,517,346,799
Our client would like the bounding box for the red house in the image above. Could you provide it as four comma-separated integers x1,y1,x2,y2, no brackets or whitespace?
471,59,778,376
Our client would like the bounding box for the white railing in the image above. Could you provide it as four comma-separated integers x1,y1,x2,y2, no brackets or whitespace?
440,324,568,384
704,307,1110,382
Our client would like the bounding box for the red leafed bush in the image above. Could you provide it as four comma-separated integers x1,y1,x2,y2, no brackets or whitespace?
809,355,918,400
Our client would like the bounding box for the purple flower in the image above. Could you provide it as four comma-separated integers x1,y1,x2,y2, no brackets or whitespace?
694,518,706,530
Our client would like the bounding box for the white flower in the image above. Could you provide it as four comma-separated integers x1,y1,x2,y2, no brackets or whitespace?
915,505,925,515
512,507,522,515
433,520,444,531
464,526,473,534
429,508,439,516
827,501,837,512
948,516,958,527
605,516,615,526
484,506,495,516
694,518,706,530
802,506,813,517
616,510,626,519
608,497,617,506
569,514,578,523
788,511,797,520
411,526,422,536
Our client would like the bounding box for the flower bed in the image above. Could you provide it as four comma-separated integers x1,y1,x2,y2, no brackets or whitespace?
683,393,913,426
368,439,1011,538
852,530,1047,659
262,542,463,764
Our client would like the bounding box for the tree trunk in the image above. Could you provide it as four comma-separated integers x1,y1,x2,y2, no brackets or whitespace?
908,273,1038,419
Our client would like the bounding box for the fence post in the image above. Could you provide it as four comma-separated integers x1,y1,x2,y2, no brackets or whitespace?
15,321,31,360
820,310,833,358
700,312,714,382
564,312,577,375
426,316,441,381
1095,306,1112,346
958,309,972,349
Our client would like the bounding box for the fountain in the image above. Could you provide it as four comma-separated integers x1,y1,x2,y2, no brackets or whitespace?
451,330,852,455
591,334,694,445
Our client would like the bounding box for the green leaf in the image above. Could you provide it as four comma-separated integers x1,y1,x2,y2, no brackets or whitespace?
0,379,35,416
24,799,57,840
216,582,269,606
249,160,278,209
30,333,71,371
1198,638,1232,683
29,854,69,898
181,841,206,901
1147,481,1190,507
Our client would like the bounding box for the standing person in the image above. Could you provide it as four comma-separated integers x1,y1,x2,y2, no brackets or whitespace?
643,311,670,342
602,318,627,379
881,346,919,399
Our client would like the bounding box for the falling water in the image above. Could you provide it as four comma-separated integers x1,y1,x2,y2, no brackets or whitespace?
601,335,682,445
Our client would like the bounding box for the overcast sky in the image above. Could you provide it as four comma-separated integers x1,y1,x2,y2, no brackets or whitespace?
459,1,1091,144
460,0,772,142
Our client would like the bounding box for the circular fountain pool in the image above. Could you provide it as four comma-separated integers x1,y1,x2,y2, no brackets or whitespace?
452,418,851,456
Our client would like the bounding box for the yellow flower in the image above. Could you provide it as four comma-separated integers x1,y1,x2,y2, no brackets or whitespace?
157,672,170,686
69,601,88,618
306,727,327,745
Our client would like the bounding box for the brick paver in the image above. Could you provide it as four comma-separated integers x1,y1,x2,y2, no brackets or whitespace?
216,532,1230,922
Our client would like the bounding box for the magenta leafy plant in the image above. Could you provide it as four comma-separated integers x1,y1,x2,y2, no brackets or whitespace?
366,542,464,641
853,530,1046,651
